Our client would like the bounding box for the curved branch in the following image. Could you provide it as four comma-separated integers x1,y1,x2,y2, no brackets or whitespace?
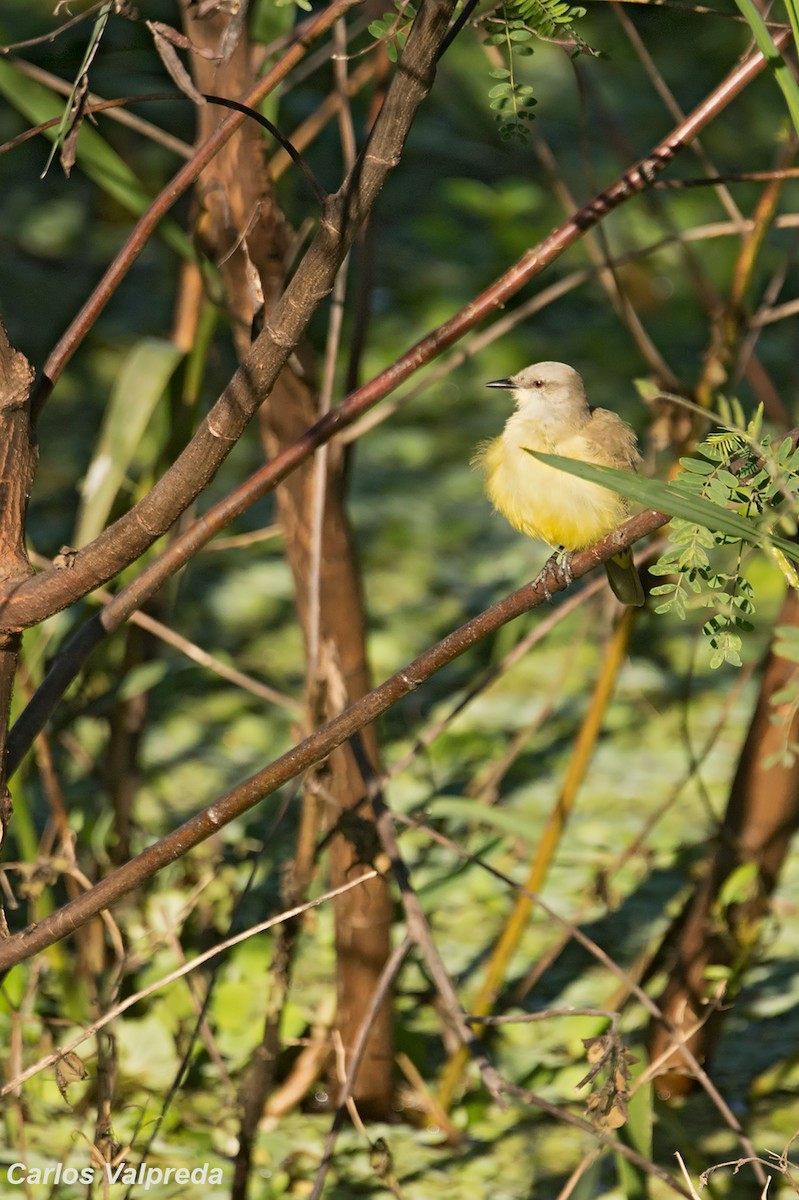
0,27,786,634
0,504,667,975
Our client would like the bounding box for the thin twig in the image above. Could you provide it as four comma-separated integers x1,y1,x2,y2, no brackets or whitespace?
0,870,379,1098
28,551,300,713
3,60,192,157
0,33,788,640
308,935,412,1200
0,503,670,976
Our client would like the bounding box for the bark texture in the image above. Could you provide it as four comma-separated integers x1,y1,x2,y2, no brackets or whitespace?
180,0,394,1146
0,318,35,868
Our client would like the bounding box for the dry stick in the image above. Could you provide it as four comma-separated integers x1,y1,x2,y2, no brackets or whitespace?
0,507,668,976
308,934,413,1200
436,605,638,1111
0,2,109,55
5,38,789,771
611,1,743,225
556,1150,603,1200
0,28,787,637
306,17,358,681
371,793,506,1105
528,119,680,389
0,870,379,1098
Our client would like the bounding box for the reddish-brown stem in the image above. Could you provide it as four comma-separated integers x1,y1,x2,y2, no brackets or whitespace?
0,30,787,636
0,505,666,974
29,0,363,412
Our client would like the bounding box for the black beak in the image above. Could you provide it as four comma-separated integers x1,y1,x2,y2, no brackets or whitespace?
485,378,513,389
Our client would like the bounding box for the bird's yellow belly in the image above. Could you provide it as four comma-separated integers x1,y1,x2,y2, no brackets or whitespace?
482,436,626,551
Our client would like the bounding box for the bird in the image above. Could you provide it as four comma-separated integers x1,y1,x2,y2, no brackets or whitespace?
474,361,645,606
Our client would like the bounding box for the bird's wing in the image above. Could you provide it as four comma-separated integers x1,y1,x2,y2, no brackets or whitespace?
584,408,642,472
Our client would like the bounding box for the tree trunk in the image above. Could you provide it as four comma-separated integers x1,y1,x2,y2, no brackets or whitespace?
0,318,35,878
180,1,394,1143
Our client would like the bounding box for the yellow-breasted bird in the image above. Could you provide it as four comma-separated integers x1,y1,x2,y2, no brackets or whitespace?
475,361,645,606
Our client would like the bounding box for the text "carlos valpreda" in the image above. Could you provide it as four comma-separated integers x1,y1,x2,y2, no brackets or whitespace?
7,1160,225,1189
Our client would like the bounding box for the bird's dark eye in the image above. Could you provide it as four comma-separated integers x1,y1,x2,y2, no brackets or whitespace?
533,379,544,388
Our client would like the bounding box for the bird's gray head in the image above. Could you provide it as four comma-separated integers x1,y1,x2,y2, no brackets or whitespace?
486,361,588,417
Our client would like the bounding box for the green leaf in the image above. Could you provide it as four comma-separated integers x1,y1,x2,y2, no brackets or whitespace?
75,338,184,546
524,450,799,564
678,458,715,475
718,862,760,908
732,0,799,137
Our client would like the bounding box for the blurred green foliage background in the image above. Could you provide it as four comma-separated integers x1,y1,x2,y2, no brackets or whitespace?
2,1,799,1196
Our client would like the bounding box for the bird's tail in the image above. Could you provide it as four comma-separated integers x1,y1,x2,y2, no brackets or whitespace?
604,549,644,607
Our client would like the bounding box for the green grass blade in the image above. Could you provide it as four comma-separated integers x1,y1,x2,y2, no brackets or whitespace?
75,337,184,546
731,0,799,137
41,1,112,178
526,450,799,564
785,0,799,63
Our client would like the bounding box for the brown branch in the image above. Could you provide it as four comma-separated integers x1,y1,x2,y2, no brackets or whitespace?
0,79,193,160
0,28,786,638
0,320,35,589
32,0,362,399
0,0,452,634
0,318,35,852
0,505,667,974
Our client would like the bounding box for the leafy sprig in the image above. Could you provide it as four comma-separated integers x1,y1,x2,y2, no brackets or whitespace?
655,399,799,668
507,0,590,48
484,14,537,141
650,401,799,668
482,0,591,140
649,460,758,670
527,395,799,671
368,2,416,63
